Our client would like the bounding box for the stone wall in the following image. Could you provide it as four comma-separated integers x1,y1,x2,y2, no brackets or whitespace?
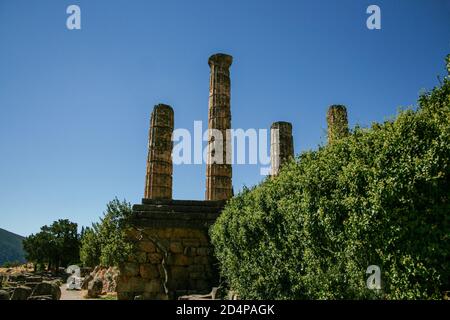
117,199,224,300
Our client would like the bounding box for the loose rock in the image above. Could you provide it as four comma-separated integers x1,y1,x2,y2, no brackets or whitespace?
11,286,32,300
30,282,61,300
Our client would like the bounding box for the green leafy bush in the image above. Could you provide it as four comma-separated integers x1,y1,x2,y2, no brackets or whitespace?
210,56,450,299
80,198,133,267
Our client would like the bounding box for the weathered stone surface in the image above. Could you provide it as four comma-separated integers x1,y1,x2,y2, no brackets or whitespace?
193,279,209,292
189,272,205,280
144,104,174,200
184,246,196,256
128,277,145,292
122,262,140,277
30,282,61,300
183,239,200,247
11,286,32,300
188,265,204,273
168,254,192,266
172,228,195,238
131,251,147,264
206,53,233,201
22,282,40,289
116,275,131,293
143,292,168,300
117,291,135,300
25,276,42,283
81,274,93,290
327,105,349,143
178,287,220,300
194,256,209,265
140,264,159,279
170,266,187,278
27,295,53,300
87,278,103,298
148,253,163,264
118,201,221,300
271,121,294,176
8,274,27,282
139,241,156,253
169,242,183,253
101,266,119,293
0,289,10,300
196,247,209,256
144,279,163,293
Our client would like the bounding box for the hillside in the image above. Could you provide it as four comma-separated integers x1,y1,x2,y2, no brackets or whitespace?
0,228,26,266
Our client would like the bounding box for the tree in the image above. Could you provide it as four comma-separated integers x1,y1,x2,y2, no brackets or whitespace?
23,219,80,271
80,198,133,267
79,226,101,267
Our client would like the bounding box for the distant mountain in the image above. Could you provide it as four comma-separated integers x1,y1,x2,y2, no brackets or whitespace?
0,228,26,266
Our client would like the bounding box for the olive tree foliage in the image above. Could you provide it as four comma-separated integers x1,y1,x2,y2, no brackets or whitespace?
23,219,80,271
210,56,450,300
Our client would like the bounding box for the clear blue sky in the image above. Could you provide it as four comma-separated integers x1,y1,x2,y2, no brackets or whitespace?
0,0,449,236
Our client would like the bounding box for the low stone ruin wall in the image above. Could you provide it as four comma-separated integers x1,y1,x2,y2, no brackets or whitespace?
0,271,62,300
117,199,224,300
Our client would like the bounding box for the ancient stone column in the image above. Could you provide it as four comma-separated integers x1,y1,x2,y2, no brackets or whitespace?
327,105,349,143
271,121,294,176
144,104,174,199
205,53,233,200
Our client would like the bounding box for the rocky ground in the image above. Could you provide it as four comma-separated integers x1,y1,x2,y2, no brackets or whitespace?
0,265,118,300
0,267,64,300
1,265,222,300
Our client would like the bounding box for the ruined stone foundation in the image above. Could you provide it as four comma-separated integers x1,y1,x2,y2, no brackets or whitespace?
117,199,224,300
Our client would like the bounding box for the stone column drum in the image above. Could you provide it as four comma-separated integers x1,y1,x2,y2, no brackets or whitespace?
144,104,174,199
205,53,233,200
270,121,294,176
327,105,349,144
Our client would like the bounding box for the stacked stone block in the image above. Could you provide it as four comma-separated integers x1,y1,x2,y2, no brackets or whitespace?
327,105,349,144
144,104,174,199
205,53,233,200
117,199,224,300
271,121,294,176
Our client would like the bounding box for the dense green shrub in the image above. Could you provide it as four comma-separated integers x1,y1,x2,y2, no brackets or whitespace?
210,56,450,299
80,198,133,267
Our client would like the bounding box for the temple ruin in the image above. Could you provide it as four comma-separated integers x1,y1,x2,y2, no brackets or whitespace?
144,104,174,200
270,121,294,176
205,54,233,201
327,104,349,143
116,53,349,300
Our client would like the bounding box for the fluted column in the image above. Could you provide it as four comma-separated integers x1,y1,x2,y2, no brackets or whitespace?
144,104,174,199
327,105,349,143
271,121,294,176
205,53,233,200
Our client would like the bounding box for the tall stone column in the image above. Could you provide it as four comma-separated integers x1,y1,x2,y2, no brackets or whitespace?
205,53,233,200
144,104,174,199
327,105,349,144
271,121,294,176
